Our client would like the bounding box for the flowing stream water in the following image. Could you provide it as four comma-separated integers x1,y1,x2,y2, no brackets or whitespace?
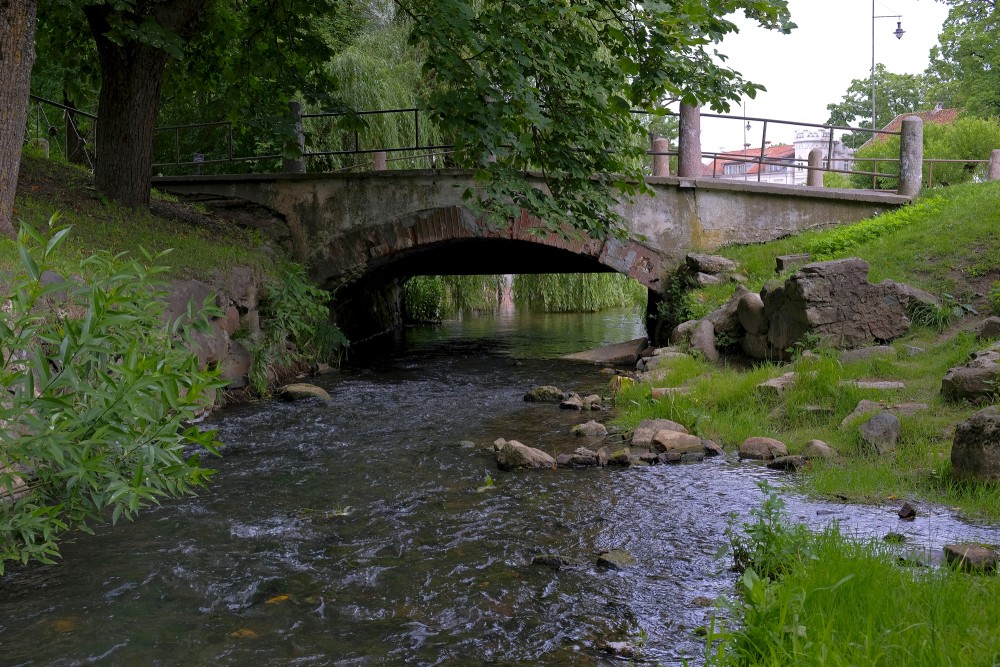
2,307,999,666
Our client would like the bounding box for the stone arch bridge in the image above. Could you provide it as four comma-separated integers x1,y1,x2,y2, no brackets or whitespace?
155,170,908,340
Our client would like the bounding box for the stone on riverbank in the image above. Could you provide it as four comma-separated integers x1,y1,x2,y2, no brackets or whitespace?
951,406,1000,484
942,342,1000,403
651,430,704,456
858,412,902,455
561,338,648,366
980,317,1000,340
739,437,788,460
943,543,998,573
766,455,808,471
631,418,688,448
801,440,837,460
495,439,556,471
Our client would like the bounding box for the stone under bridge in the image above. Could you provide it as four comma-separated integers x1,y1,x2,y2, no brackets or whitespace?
155,170,909,340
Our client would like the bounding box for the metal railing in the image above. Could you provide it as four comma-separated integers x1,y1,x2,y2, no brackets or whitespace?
23,95,999,190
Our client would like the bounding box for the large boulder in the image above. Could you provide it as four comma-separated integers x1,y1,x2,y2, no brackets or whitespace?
690,319,720,362
705,285,750,342
980,317,1000,340
650,430,704,456
762,258,910,359
941,343,1000,403
951,406,1000,483
737,292,769,336
495,440,556,471
670,319,699,346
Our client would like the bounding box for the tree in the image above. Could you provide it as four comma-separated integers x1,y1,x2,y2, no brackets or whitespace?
402,0,794,239
825,64,927,147
926,0,1000,117
0,0,38,238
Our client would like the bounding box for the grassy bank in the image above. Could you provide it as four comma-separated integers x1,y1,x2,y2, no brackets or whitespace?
6,154,272,279
709,484,1000,665
617,180,1000,520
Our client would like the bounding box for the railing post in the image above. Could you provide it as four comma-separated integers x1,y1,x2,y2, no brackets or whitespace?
988,149,1000,181
373,151,387,171
807,148,824,187
652,136,670,176
283,99,307,174
897,115,923,197
678,103,701,178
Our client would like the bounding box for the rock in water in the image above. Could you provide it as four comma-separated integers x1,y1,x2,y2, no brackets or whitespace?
596,548,637,569
279,383,332,401
738,437,788,460
495,440,556,471
523,386,564,402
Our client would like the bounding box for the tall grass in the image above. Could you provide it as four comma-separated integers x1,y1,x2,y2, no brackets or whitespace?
713,484,1000,666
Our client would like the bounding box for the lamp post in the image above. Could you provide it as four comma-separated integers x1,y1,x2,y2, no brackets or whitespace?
872,1,905,133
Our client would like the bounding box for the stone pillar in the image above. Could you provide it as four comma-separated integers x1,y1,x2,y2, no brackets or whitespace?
988,149,1000,181
282,100,307,174
652,137,670,177
897,116,924,197
373,151,387,171
678,103,701,178
807,148,824,187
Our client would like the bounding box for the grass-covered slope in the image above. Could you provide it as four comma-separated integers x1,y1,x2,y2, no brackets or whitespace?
5,155,273,279
618,181,1000,520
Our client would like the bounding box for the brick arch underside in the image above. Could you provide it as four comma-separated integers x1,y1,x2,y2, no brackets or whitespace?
315,206,666,292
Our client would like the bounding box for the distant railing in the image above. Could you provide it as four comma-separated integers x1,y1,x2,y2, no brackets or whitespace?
23,95,1000,191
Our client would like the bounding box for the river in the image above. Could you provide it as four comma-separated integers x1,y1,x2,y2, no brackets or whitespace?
1,307,998,666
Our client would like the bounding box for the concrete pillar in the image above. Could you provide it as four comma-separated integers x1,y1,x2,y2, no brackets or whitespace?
897,116,924,197
373,151,387,171
678,103,701,178
807,148,824,187
282,100,307,174
988,149,1000,181
652,137,670,176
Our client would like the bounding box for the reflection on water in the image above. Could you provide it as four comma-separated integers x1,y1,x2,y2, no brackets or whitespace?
0,308,997,666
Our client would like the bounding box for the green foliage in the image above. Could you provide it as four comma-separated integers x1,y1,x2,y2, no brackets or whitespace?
246,265,347,395
825,64,928,147
989,281,1000,317
926,1,1000,117
403,275,445,322
718,512,1000,665
0,220,224,574
724,481,812,579
403,275,505,321
406,0,794,238
513,273,645,312
852,117,1000,190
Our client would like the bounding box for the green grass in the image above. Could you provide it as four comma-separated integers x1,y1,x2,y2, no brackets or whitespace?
690,180,1000,317
622,180,1000,520
7,155,274,280
716,528,1000,666
712,485,1000,666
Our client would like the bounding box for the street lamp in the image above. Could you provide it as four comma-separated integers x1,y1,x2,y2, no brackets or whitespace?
872,1,905,133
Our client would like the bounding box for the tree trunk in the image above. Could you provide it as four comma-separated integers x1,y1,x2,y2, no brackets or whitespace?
0,0,38,238
84,1,208,208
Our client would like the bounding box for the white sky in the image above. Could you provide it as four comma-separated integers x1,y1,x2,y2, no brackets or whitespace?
697,0,950,153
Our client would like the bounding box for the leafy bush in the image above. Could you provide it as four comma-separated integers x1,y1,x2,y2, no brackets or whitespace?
851,116,1000,190
246,264,347,396
0,222,224,574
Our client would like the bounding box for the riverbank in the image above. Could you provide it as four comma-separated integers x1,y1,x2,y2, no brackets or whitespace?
614,179,1000,522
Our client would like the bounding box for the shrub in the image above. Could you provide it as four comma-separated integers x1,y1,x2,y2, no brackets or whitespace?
0,221,224,574
246,264,347,396
851,116,1000,190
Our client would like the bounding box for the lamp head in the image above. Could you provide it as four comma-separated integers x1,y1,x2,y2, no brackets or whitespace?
894,20,905,40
